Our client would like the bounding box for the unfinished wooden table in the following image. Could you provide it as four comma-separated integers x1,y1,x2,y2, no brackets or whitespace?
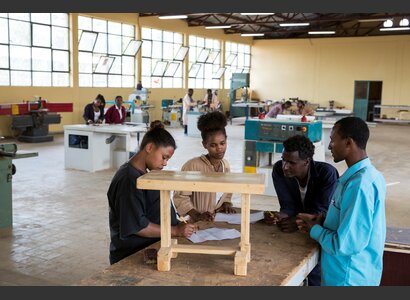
137,170,265,276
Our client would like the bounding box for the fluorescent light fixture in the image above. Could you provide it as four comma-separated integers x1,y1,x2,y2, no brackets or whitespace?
158,15,188,20
279,23,310,27
240,13,274,16
205,25,232,29
241,33,265,37
380,27,410,31
308,31,336,35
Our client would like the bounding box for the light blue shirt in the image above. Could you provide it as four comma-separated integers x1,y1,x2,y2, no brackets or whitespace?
310,158,386,286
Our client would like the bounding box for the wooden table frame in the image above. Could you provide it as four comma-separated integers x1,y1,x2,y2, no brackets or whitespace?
137,170,265,276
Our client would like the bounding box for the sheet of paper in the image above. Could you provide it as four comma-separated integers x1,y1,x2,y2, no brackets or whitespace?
214,211,265,224
187,227,240,244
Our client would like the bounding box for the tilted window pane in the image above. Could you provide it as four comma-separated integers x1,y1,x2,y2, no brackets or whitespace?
10,45,31,70
52,27,69,50
32,47,52,71
33,24,51,47
9,20,31,46
31,13,51,24
53,50,69,72
94,56,114,73
0,45,9,68
78,31,97,52
33,72,52,86
123,40,141,56
11,70,31,86
94,33,108,54
109,56,121,74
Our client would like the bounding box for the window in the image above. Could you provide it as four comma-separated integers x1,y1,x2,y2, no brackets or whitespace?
0,13,70,87
78,16,139,88
141,27,184,88
224,42,251,89
188,35,221,89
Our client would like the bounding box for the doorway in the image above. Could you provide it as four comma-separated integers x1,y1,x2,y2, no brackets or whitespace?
353,81,383,121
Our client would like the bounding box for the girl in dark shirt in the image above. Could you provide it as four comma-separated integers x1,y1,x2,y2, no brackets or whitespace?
107,121,197,264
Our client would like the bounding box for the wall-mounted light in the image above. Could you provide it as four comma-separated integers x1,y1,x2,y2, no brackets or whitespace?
240,13,274,16
380,27,410,31
158,15,188,20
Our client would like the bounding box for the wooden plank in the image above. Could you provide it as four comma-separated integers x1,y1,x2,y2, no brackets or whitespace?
160,190,171,248
137,170,265,194
172,244,238,255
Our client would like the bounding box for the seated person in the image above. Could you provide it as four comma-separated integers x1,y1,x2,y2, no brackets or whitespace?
174,111,235,222
266,100,292,118
107,121,197,265
83,96,104,124
105,95,126,124
296,100,315,116
271,135,339,285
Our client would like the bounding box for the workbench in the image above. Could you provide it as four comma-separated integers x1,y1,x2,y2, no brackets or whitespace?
64,124,147,172
79,220,319,286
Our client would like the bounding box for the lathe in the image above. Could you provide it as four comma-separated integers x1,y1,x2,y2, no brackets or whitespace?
0,142,38,233
0,99,73,143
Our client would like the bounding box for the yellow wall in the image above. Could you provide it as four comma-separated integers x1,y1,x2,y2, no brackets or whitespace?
0,13,252,137
251,36,410,109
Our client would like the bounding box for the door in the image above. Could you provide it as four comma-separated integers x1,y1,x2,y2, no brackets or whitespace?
353,81,383,121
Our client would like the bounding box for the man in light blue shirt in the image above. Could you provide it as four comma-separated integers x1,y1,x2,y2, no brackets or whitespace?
297,117,386,286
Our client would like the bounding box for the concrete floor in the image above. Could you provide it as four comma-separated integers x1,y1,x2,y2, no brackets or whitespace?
0,119,409,285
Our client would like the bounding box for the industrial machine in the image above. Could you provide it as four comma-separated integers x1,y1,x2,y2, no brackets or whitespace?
243,119,324,196
124,88,154,124
229,73,250,119
0,99,73,143
161,99,182,127
0,142,38,232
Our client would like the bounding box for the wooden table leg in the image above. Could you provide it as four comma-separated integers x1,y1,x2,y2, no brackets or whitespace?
234,193,251,276
158,190,172,271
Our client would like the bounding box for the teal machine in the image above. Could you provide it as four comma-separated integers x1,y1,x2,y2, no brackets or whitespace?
243,119,322,174
229,73,250,119
0,143,38,233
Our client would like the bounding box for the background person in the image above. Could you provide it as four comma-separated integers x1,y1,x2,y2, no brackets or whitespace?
105,95,126,124
83,96,105,124
266,100,292,118
182,88,197,134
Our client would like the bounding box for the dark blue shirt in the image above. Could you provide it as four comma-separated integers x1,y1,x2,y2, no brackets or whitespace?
272,160,339,217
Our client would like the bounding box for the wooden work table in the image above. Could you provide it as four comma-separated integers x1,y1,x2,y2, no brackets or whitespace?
79,220,319,286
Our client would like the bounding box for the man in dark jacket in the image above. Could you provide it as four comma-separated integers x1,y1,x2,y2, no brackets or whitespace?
271,134,339,286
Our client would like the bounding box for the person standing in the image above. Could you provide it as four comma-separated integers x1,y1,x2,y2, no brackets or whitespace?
297,117,386,286
107,121,198,265
271,134,339,286
105,95,126,124
182,88,197,134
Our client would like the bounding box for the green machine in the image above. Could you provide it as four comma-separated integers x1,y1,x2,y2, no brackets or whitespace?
229,73,250,119
0,143,38,232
